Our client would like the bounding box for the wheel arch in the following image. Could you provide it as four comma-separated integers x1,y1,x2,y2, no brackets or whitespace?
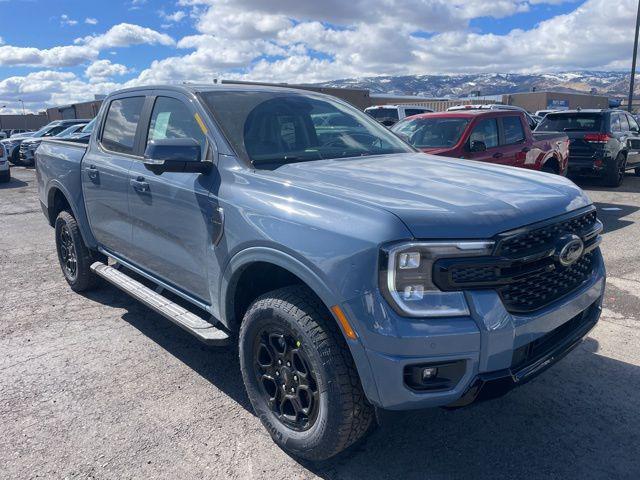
221,246,381,406
45,181,97,249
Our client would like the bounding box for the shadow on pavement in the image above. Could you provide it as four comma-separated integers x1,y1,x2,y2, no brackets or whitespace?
0,176,28,189
573,173,640,193
83,286,639,479
594,202,640,234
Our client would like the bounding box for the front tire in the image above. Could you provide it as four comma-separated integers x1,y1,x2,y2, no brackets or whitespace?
239,286,374,461
54,210,101,292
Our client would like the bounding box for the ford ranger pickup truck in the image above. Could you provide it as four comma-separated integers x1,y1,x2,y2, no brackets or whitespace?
392,110,569,175
36,85,606,461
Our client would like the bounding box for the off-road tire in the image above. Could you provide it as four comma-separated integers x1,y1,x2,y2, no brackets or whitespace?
239,286,374,461
603,153,626,187
54,210,101,292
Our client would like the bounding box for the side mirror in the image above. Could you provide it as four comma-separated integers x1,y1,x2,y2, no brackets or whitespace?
143,138,210,174
470,140,487,152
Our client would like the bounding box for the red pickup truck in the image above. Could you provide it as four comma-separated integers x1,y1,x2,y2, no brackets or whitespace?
391,110,569,175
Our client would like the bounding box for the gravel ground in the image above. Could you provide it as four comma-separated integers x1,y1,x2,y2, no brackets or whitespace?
1,166,639,479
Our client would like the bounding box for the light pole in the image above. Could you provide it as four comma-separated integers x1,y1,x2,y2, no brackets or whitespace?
628,0,640,113
18,99,26,130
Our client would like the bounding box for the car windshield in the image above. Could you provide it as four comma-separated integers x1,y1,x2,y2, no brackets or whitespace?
80,118,96,133
55,124,84,137
365,108,399,121
391,117,469,148
32,125,53,137
536,113,602,132
200,91,414,168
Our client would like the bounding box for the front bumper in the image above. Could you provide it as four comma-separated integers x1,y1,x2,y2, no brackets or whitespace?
342,251,605,410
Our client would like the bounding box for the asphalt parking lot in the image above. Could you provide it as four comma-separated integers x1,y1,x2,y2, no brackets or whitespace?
1,166,639,479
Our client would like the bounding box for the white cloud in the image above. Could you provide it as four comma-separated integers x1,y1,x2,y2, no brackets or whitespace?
0,0,636,111
75,23,175,50
60,14,78,26
85,59,132,82
85,17,99,25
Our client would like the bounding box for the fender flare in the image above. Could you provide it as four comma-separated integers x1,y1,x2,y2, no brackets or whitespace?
45,180,97,249
218,245,381,405
218,246,339,329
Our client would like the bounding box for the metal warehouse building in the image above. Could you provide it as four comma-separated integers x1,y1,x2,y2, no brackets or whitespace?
503,91,610,112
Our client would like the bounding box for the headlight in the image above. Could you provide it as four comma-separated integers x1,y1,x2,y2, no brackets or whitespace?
380,241,494,317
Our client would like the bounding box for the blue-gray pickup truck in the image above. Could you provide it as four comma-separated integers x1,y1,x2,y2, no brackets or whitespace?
36,84,606,460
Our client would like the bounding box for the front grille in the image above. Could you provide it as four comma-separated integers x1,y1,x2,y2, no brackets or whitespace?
433,207,601,314
497,209,597,257
498,252,595,313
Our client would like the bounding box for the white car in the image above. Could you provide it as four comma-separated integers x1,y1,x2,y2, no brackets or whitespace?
364,105,433,126
0,143,10,183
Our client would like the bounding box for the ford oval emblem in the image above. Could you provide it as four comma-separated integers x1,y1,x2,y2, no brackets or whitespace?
555,234,584,267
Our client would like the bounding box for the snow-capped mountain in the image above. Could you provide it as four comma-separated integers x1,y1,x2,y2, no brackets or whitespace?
313,71,634,98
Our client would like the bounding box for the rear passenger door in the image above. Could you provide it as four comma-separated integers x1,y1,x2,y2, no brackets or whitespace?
126,92,218,303
82,94,147,255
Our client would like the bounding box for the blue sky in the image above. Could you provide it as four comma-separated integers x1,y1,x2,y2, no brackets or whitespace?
0,0,635,112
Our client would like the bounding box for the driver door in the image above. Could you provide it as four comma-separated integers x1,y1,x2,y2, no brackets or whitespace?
126,92,219,303
466,117,502,164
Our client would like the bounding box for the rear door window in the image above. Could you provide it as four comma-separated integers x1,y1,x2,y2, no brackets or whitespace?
619,114,630,132
469,118,499,148
502,116,525,144
628,114,639,132
610,113,622,132
101,96,146,154
405,108,428,117
536,113,603,132
366,108,399,121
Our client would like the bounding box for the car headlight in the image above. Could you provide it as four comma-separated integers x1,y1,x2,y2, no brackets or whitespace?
380,241,494,317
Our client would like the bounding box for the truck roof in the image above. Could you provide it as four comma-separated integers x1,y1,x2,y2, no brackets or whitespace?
107,83,325,98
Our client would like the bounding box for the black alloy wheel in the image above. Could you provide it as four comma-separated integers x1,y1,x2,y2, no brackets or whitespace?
253,327,320,431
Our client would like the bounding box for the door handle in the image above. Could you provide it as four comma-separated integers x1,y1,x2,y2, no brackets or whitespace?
130,177,150,193
492,152,503,159
87,165,98,180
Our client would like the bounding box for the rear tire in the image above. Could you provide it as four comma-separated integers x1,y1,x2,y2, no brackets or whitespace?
0,170,9,183
239,286,374,461
635,167,640,177
9,148,22,166
603,153,626,187
54,210,101,292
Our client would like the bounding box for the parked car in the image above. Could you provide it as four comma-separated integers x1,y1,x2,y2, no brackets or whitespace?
392,110,569,174
535,109,558,118
17,119,89,166
364,104,433,126
1,131,36,164
535,109,640,187
66,118,96,143
36,84,605,461
54,123,88,139
0,142,9,182
448,104,539,130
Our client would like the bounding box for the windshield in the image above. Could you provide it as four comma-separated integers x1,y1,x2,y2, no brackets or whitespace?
55,124,84,137
80,118,96,133
536,113,602,132
365,108,399,121
200,91,414,168
392,117,469,148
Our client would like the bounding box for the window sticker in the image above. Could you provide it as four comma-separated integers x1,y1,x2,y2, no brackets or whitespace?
152,112,171,139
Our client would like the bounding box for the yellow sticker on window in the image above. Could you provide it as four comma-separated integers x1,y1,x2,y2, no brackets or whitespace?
194,112,208,135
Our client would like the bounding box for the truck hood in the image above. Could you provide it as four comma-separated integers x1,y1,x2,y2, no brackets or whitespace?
273,153,591,239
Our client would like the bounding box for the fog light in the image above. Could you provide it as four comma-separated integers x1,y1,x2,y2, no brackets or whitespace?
422,367,438,380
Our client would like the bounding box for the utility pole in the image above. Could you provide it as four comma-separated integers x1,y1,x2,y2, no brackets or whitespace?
629,0,640,113
19,99,26,130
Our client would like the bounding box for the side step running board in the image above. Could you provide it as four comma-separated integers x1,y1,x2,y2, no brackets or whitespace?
91,262,229,346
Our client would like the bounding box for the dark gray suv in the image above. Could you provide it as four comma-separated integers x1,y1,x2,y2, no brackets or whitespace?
536,109,640,187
